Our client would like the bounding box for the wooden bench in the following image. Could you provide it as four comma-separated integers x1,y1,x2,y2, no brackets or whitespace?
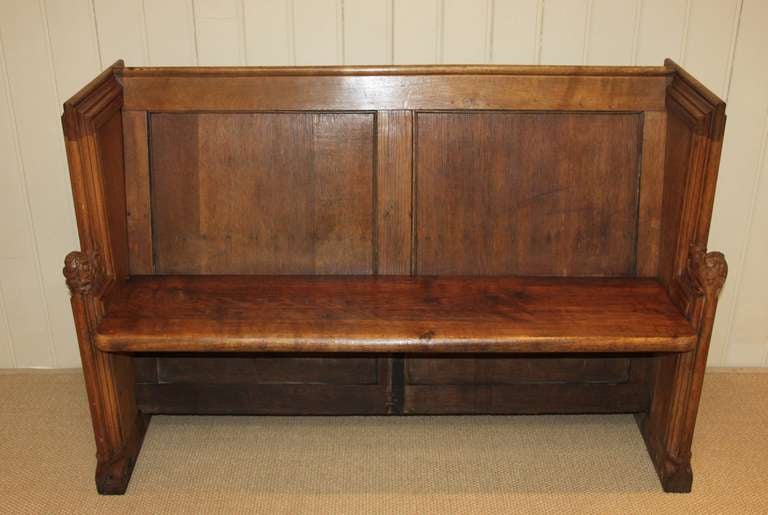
62,60,727,494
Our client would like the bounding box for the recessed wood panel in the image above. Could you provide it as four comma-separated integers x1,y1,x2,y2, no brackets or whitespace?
122,111,152,274
155,356,379,385
149,112,374,274
636,111,667,276
658,111,694,285
136,384,390,415
415,112,642,275
406,356,631,385
403,383,649,414
376,110,413,274
96,110,129,278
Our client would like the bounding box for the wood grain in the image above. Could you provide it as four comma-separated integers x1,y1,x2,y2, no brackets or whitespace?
636,111,667,276
95,275,696,353
153,355,380,385
122,74,668,112
415,112,642,275
405,356,631,384
404,383,649,414
135,354,393,415
136,383,389,415
376,110,413,274
150,112,375,274
658,111,694,290
122,111,152,274
95,110,129,280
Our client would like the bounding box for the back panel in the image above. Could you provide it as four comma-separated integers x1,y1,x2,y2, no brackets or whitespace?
149,112,375,274
415,112,642,275
143,110,643,277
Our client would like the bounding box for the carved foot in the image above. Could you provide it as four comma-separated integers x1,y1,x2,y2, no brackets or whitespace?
637,413,694,493
96,453,137,495
658,458,693,493
94,413,150,495
644,441,693,493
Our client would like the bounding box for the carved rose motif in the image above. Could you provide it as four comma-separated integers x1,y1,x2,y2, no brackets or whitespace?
688,246,728,296
63,250,104,295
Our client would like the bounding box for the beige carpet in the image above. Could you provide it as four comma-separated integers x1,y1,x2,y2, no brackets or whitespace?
0,371,766,514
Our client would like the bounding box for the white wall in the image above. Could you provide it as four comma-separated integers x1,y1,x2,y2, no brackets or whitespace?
0,0,765,368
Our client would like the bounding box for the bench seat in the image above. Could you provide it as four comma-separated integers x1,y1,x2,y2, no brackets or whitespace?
95,275,696,354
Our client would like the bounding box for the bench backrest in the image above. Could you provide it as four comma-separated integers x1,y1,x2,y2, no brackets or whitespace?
65,62,726,294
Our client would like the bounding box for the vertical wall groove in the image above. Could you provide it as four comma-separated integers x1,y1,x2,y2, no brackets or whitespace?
485,0,494,63
630,0,642,65
140,0,151,65
679,0,692,64
534,0,545,63
723,0,744,102
189,0,199,65
337,0,345,64
386,0,394,64
0,281,17,368
289,0,297,65
436,0,445,64
240,0,248,65
192,0,202,65
582,0,593,64
89,0,104,68
39,1,62,103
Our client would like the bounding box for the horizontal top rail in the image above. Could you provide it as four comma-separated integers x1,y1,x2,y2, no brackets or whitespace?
117,63,673,78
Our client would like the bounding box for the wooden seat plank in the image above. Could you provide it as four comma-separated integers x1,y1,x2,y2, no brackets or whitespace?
95,276,696,353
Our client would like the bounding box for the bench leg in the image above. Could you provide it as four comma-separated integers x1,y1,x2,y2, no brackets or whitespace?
89,354,148,495
636,352,697,492
65,252,149,494
73,296,149,494
637,249,727,493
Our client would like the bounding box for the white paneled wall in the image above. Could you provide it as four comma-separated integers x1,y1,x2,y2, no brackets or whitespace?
708,0,768,367
0,0,765,368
